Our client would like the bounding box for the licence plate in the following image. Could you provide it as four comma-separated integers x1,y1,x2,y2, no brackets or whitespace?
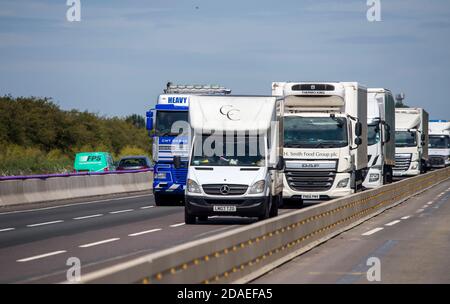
213,205,237,212
301,194,320,200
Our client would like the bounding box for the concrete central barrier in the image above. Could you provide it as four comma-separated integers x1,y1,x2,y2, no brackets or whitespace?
78,167,450,284
0,171,153,206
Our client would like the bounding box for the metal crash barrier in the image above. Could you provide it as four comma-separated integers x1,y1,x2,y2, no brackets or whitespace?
78,167,450,284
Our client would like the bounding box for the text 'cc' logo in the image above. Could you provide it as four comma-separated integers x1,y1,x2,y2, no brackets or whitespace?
220,105,240,121
220,185,230,195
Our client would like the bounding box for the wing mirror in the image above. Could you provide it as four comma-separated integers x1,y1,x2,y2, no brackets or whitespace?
146,110,154,131
277,156,285,171
355,122,362,137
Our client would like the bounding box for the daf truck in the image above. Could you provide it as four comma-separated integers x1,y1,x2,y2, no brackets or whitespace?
146,83,231,206
272,82,368,204
184,95,284,224
362,88,396,188
428,120,450,168
393,108,429,177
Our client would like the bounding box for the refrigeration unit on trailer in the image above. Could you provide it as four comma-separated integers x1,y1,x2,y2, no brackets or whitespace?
185,95,284,224
146,83,231,206
272,82,368,204
393,108,429,177
362,88,396,188
428,120,450,168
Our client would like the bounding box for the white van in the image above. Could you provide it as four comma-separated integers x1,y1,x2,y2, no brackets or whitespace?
184,95,284,224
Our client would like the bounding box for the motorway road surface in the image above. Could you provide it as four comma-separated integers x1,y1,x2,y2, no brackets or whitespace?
0,193,301,283
1,177,448,284
253,179,450,284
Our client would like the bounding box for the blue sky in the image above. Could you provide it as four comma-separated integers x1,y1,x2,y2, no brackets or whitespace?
1,0,450,119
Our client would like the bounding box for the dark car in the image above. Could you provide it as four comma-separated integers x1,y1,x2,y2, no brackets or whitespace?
116,156,153,171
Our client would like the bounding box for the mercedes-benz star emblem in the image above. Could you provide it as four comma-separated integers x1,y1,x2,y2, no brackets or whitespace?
220,185,230,195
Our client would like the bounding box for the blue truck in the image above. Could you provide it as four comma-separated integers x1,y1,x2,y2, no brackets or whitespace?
146,83,231,206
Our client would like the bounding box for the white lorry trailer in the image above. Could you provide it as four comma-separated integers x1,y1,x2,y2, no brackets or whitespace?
362,88,396,188
184,95,284,224
428,120,450,168
393,108,429,176
272,82,367,203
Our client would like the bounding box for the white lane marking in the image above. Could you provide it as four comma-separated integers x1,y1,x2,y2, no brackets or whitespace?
109,209,134,214
196,225,236,238
73,214,103,220
27,220,63,227
0,194,152,216
427,201,434,205
140,206,154,209
362,228,384,236
0,228,15,232
128,228,162,237
17,250,67,262
422,205,429,208
385,220,401,226
401,216,411,220
79,238,120,248
170,222,185,228
416,209,424,213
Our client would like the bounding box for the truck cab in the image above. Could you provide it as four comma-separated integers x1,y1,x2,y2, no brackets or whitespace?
393,108,429,177
146,83,231,206
362,88,396,188
185,95,284,224
272,82,368,204
428,120,450,168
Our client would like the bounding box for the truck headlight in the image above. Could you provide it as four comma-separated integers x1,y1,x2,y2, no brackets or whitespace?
187,179,201,194
410,162,418,170
337,178,349,188
249,180,265,194
155,172,167,179
369,173,380,182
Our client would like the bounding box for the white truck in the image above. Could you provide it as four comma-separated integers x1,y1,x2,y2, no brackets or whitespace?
393,108,429,176
272,82,367,203
362,88,396,188
428,120,450,168
184,95,284,224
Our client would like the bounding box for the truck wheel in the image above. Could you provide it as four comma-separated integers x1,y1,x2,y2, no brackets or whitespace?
269,194,280,217
258,199,270,221
154,193,164,206
185,208,196,224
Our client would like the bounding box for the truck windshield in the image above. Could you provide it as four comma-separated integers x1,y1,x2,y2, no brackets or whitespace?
429,135,450,149
368,123,381,146
191,134,265,167
395,131,417,147
284,117,348,148
155,111,188,136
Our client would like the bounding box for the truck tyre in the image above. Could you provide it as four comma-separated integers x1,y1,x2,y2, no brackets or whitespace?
386,166,393,183
185,208,196,224
269,194,280,218
154,193,164,206
258,198,270,221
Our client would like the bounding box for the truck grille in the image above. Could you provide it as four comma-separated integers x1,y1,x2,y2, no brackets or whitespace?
202,184,248,196
173,168,188,184
285,170,336,192
394,154,412,172
429,156,445,167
